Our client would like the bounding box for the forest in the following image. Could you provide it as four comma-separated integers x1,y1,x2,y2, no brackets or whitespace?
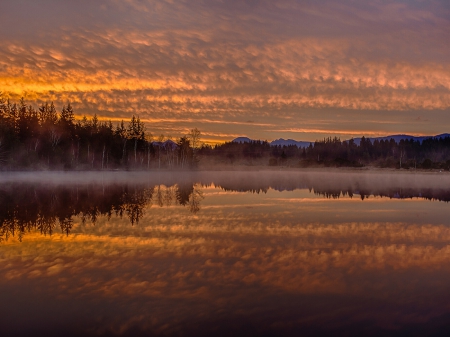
204,135,450,170
1,96,450,170
0,96,199,170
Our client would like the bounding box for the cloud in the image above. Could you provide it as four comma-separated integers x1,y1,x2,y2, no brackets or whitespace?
1,0,449,141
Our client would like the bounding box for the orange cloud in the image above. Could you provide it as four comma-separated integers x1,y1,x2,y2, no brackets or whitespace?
1,0,449,141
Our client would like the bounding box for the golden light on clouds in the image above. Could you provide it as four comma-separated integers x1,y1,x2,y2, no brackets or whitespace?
1,0,449,142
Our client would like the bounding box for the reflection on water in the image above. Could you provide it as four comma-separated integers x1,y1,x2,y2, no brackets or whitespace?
0,182,203,241
1,171,450,336
2,171,450,241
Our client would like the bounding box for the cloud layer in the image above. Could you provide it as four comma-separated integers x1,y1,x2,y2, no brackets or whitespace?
1,0,449,142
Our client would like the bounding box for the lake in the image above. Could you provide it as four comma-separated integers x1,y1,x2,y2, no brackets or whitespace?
1,170,450,336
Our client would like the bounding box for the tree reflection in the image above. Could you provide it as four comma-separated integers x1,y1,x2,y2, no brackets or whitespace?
312,187,450,201
2,173,450,242
205,173,450,202
0,182,202,241
189,184,204,214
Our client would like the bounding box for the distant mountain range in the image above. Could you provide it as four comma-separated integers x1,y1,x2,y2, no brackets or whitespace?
352,134,450,145
232,137,312,148
270,138,312,148
152,139,178,149
232,134,450,148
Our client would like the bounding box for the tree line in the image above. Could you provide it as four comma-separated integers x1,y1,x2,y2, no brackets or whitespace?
0,96,200,170
2,96,450,170
199,136,450,170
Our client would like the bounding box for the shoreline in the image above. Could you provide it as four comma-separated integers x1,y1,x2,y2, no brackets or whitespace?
1,165,448,174
0,166,448,180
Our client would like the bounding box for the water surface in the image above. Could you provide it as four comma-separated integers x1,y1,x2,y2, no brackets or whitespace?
1,171,450,336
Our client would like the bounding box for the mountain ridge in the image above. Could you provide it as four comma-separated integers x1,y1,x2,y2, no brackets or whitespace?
231,134,450,148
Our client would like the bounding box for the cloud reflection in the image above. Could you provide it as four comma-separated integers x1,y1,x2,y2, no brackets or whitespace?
2,171,450,334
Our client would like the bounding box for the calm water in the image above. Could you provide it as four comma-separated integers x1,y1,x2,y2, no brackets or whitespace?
1,171,450,337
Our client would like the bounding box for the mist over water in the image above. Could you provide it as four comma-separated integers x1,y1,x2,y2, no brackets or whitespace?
2,169,450,195
1,170,450,336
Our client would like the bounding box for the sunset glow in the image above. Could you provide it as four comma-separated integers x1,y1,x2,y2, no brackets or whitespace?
1,0,449,143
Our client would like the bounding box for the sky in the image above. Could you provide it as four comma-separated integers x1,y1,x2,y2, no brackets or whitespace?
1,0,449,144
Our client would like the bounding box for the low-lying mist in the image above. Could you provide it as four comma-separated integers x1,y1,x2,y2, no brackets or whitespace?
1,170,450,200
